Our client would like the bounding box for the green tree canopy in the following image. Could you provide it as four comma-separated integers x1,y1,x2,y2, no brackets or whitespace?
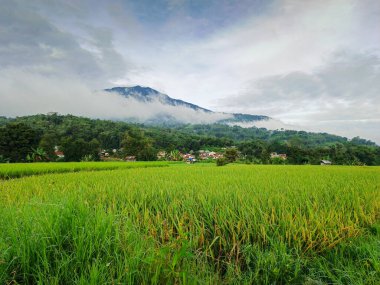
0,123,41,162
61,138,100,162
122,128,157,161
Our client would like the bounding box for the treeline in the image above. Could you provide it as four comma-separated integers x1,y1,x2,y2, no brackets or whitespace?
175,124,376,147
238,140,380,165
0,114,233,162
0,114,379,165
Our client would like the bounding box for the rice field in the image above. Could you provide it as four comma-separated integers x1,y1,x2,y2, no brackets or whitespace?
0,164,379,284
0,161,169,179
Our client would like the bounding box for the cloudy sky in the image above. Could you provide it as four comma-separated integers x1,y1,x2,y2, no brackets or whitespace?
1,0,379,142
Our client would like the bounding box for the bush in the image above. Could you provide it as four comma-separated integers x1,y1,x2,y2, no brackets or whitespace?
270,157,286,165
216,157,228,166
81,154,96,162
225,148,238,163
0,155,9,163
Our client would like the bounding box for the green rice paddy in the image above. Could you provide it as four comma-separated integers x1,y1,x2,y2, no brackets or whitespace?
0,163,379,284
0,161,169,179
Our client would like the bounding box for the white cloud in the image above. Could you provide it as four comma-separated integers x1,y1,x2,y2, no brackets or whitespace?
1,0,379,143
227,118,299,131
119,0,380,106
0,0,128,88
0,68,232,124
218,50,380,143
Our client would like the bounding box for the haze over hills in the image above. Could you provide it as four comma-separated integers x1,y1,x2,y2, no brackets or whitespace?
105,86,291,130
1,0,379,144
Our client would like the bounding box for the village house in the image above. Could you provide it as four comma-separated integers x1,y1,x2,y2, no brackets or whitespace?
99,149,110,158
54,150,64,158
270,152,287,160
320,160,332,165
125,156,136,162
198,150,224,160
54,146,64,158
157,151,167,160
182,153,196,163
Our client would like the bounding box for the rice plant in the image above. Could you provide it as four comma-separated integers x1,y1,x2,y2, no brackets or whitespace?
0,161,169,179
0,164,379,284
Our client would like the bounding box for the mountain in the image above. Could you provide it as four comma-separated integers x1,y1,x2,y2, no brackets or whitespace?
105,86,212,113
104,86,279,128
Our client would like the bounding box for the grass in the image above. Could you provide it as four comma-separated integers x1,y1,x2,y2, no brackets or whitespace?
0,161,169,179
0,164,379,284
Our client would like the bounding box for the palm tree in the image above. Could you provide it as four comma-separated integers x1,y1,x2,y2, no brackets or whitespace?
31,147,48,162
169,150,182,161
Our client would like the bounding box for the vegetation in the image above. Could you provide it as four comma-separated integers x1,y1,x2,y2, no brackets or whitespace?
0,122,40,162
178,124,377,147
0,114,379,165
121,128,156,161
0,164,379,284
0,161,168,179
216,157,228,166
224,148,239,163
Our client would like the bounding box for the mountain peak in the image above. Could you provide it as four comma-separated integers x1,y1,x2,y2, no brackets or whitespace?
105,86,159,96
104,85,271,126
105,85,212,112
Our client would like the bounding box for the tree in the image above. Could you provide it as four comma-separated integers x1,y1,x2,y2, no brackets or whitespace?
216,157,228,166
0,155,9,163
122,128,157,161
169,150,182,161
0,123,40,162
61,138,100,162
30,147,48,162
239,140,269,163
225,148,238,163
88,138,101,160
39,132,58,160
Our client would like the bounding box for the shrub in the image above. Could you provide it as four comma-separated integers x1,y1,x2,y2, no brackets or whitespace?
216,157,228,166
225,148,238,162
81,154,95,162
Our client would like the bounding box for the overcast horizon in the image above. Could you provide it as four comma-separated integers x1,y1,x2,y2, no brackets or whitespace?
1,0,379,143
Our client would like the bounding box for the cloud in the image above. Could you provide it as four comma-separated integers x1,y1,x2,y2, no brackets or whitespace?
227,118,299,131
0,0,127,87
119,0,380,107
0,68,232,124
218,50,380,142
0,69,123,118
1,0,379,143
114,98,233,124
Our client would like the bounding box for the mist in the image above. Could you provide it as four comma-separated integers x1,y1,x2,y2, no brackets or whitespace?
0,68,232,124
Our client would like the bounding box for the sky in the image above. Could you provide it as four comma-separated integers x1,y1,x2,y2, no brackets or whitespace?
0,0,379,143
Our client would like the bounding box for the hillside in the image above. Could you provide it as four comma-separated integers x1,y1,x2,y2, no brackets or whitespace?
0,114,376,147
0,114,379,165
104,86,271,126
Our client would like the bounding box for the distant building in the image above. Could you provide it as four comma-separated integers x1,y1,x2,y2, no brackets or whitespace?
47,112,58,116
182,153,196,163
198,150,223,160
270,152,287,160
320,160,332,165
157,151,167,160
54,146,64,158
186,157,196,164
99,150,110,158
125,156,136,162
54,151,64,158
